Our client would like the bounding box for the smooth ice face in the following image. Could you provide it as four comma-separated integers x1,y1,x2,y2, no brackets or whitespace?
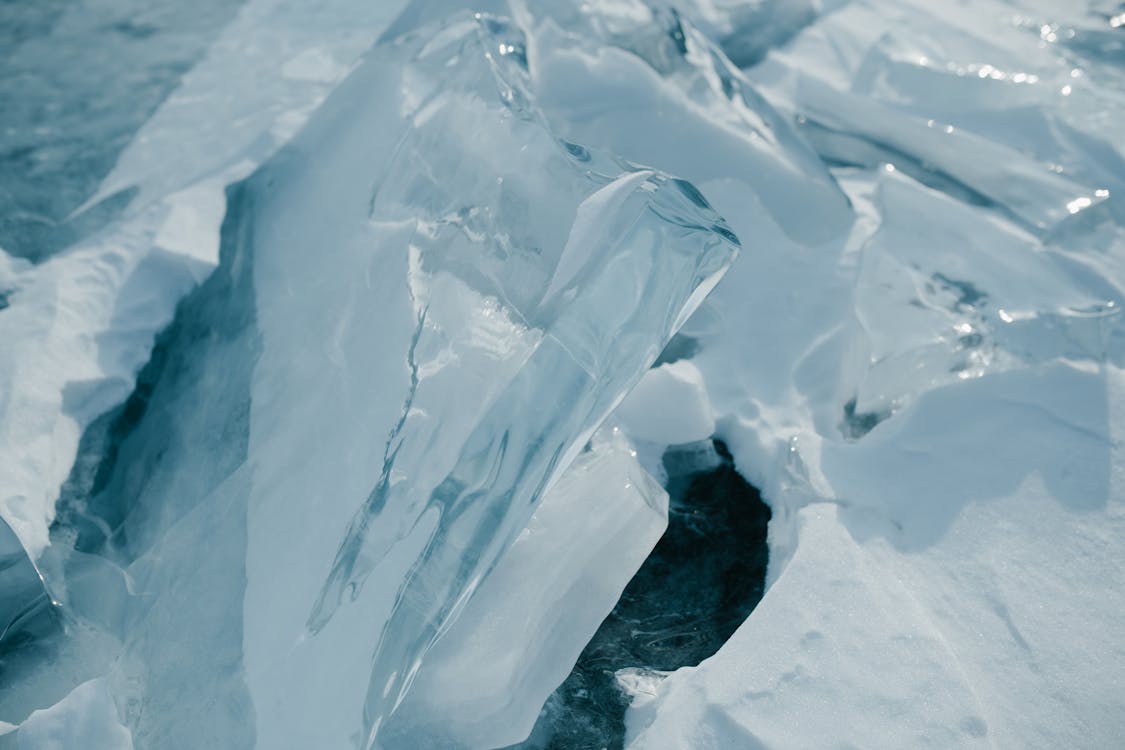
382,425,669,749
0,518,52,652
844,174,1118,427
269,14,737,743
23,8,738,748
518,0,852,245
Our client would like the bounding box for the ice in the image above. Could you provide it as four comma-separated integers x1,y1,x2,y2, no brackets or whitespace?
628,364,1125,748
4,0,1125,747
0,517,52,653
84,0,412,210
0,0,410,564
622,0,1125,747
845,172,1116,422
672,0,819,68
0,195,219,560
519,438,769,749
2,6,737,747
519,0,852,245
14,679,132,750
242,13,736,743
625,502,999,749
0,0,246,261
382,425,668,748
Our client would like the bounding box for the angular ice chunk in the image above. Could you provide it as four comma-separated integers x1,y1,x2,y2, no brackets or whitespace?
673,0,819,67
795,77,1107,235
520,1,852,245
844,173,1118,424
32,9,736,748
381,426,668,749
0,517,52,652
281,14,737,741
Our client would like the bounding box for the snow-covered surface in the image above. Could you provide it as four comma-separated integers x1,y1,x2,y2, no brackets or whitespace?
615,361,716,445
15,679,132,750
0,0,410,563
618,0,1125,746
2,0,1124,747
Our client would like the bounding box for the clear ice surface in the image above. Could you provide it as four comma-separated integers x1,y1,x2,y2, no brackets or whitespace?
261,13,735,743
4,5,738,748
383,425,668,749
3,0,1125,748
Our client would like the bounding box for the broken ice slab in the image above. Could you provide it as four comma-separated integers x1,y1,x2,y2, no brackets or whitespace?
794,77,1108,235
0,517,54,659
380,426,668,749
520,0,852,245
9,9,735,747
53,8,736,748
664,0,820,68
842,172,1120,425
290,13,738,743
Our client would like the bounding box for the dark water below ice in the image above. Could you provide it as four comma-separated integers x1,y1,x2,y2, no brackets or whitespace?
510,439,771,750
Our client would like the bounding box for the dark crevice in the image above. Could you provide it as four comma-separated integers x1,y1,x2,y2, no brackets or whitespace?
49,179,260,565
652,332,700,367
840,397,889,441
795,118,1022,222
27,178,262,748
510,438,771,750
51,317,177,557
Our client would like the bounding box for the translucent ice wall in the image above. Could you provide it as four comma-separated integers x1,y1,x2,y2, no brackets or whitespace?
0,7,737,749
281,14,737,742
382,425,669,749
5,0,1125,749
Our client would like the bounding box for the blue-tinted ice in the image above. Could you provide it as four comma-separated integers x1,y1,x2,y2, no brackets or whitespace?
297,14,738,743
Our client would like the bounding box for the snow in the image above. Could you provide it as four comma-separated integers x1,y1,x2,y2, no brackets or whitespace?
627,368,1125,748
614,361,716,445
15,679,133,750
617,0,1125,747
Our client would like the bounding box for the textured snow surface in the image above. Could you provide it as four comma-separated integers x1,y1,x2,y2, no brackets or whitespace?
2,0,1125,748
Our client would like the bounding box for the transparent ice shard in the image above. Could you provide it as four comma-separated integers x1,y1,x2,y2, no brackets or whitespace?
795,77,1108,236
517,0,852,245
380,425,669,749
0,517,53,654
289,14,738,743
844,173,1119,429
